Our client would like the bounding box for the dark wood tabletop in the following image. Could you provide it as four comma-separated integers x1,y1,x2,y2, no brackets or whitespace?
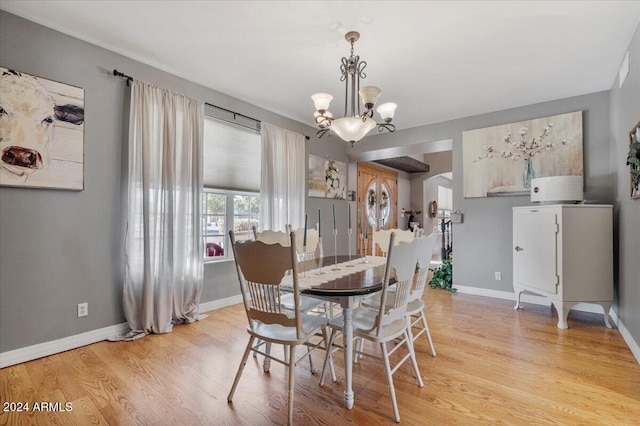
298,255,393,297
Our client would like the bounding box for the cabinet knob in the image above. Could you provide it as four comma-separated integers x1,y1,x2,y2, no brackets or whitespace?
515,246,524,252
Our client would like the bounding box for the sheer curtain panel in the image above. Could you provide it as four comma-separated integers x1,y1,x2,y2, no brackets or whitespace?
123,80,204,336
260,122,305,231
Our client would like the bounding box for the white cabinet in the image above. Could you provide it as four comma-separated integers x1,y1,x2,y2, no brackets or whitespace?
512,204,613,329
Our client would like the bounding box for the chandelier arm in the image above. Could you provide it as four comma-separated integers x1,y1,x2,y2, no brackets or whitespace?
340,58,348,82
315,115,333,127
357,60,367,80
316,128,331,139
376,122,396,133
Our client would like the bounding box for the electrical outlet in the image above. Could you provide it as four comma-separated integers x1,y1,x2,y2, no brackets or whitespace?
77,302,88,317
495,272,502,281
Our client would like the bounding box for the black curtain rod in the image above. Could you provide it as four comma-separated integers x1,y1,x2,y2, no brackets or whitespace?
112,69,310,140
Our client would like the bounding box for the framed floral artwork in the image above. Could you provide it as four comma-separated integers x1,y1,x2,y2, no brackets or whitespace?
308,154,346,199
628,120,640,199
462,111,583,198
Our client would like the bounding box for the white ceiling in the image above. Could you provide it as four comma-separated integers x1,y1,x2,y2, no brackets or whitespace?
2,1,639,132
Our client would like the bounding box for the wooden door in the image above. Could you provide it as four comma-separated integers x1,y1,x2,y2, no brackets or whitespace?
357,163,397,256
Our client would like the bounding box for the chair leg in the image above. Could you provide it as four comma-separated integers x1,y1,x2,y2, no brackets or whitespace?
354,336,364,363
381,342,400,423
405,328,424,387
263,342,272,373
252,338,262,357
228,336,256,402
284,344,290,365
319,328,338,386
307,345,315,374
287,344,296,426
418,310,436,357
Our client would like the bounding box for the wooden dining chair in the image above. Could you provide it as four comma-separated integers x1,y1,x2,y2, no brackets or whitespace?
359,232,438,356
287,225,323,262
252,225,328,370
227,230,331,426
406,232,438,356
373,228,416,256
319,233,423,423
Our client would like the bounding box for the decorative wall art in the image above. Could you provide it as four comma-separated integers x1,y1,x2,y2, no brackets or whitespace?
628,120,640,199
0,67,85,190
462,111,583,198
308,154,346,199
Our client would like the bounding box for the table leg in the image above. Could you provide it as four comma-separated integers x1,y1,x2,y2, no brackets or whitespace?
342,297,355,409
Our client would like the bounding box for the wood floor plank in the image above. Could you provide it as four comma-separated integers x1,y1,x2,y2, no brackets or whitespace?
2,289,639,425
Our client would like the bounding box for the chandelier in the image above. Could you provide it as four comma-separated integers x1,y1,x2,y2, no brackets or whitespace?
312,31,397,147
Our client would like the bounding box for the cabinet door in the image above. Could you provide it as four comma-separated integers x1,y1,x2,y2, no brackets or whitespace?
513,210,559,295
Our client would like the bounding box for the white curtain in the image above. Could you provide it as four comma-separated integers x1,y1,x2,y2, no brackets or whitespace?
123,80,204,336
260,122,305,231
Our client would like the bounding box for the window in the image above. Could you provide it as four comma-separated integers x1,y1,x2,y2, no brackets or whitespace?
203,189,259,260
203,113,261,261
437,185,452,219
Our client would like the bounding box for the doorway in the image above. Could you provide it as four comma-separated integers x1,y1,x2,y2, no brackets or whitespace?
357,162,397,256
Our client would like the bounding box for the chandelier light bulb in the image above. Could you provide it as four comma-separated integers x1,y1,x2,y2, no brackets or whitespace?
359,86,382,109
376,102,397,122
311,93,333,113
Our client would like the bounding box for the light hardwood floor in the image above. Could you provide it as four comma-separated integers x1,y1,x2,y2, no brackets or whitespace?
2,290,639,425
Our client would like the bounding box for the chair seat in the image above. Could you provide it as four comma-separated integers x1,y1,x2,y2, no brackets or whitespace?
406,298,424,316
280,292,325,313
249,313,328,345
328,307,408,343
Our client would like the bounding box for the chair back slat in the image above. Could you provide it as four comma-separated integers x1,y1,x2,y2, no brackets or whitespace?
230,230,302,334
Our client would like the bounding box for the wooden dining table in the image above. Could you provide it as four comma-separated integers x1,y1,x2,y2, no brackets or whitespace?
296,254,390,410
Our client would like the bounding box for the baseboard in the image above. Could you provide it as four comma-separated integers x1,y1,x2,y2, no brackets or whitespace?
455,285,640,365
610,310,640,364
0,322,129,369
199,294,242,313
0,295,244,369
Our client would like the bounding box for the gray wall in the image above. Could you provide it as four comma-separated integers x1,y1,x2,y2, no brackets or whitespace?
352,90,613,292
0,11,344,352
610,24,640,345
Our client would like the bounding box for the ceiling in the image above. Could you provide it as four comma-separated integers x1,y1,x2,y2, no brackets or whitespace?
2,1,639,134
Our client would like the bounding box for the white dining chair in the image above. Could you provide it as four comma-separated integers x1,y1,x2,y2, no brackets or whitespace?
359,232,438,356
406,232,438,355
319,233,423,423
227,230,331,426
373,228,416,257
252,225,329,370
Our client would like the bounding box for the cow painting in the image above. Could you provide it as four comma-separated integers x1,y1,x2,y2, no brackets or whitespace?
0,68,85,190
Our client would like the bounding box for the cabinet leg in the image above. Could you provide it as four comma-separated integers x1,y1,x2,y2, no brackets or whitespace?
599,302,613,329
513,287,524,310
552,301,575,329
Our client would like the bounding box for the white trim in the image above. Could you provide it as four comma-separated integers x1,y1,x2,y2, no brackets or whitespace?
455,285,639,365
199,294,243,313
0,295,244,369
610,310,640,364
0,322,129,369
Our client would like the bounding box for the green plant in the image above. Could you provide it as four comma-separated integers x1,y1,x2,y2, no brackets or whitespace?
429,258,456,292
